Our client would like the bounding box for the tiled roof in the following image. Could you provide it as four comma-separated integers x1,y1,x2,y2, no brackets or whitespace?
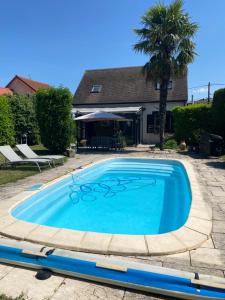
73,66,187,105
6,75,49,91
0,87,13,95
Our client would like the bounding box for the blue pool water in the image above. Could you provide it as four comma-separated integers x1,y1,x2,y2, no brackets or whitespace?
12,158,192,235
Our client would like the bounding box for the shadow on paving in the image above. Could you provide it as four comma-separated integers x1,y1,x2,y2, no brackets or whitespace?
205,161,225,170
176,151,209,160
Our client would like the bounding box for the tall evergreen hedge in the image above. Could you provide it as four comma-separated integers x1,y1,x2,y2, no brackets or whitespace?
8,95,40,145
173,104,212,144
35,87,74,153
0,95,15,145
212,88,225,138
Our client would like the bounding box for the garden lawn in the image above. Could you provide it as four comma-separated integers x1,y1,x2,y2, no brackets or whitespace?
0,145,51,185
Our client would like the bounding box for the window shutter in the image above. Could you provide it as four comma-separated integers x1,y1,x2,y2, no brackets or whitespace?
153,111,160,133
165,111,174,133
147,114,154,133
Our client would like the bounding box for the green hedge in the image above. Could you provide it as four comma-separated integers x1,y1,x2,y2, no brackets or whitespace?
173,104,212,144
212,88,225,138
8,95,40,145
164,137,178,149
35,87,74,153
0,96,15,145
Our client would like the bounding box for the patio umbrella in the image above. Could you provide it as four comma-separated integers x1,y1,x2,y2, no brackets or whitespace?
74,111,129,122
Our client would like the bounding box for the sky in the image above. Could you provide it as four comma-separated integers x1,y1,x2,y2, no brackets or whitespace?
0,0,225,100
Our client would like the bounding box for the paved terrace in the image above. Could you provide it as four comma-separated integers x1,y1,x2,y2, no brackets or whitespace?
0,148,224,300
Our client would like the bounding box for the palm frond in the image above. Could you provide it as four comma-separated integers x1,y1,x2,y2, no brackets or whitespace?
133,40,150,54
133,0,198,82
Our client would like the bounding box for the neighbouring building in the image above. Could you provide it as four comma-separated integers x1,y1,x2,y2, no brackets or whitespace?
73,66,188,144
187,98,212,105
6,75,49,95
0,87,13,96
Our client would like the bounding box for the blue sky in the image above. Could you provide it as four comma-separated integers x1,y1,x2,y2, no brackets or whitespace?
0,0,225,100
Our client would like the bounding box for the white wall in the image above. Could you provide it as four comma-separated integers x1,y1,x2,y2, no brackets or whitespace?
141,101,185,144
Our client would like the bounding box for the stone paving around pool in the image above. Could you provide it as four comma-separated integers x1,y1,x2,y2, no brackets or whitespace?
0,148,225,300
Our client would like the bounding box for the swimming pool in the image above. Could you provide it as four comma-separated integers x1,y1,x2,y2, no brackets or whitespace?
12,158,191,235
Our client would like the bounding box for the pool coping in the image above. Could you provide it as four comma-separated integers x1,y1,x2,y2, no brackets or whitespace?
0,157,212,256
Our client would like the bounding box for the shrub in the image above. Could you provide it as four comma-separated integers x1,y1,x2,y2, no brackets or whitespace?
35,87,74,153
212,88,225,138
172,104,212,145
8,95,40,145
164,137,178,149
0,96,15,145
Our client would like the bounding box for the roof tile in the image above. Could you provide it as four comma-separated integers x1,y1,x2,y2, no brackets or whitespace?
0,88,13,95
6,75,49,91
74,66,187,105
16,76,49,91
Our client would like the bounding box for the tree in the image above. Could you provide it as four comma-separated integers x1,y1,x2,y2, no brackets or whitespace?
133,0,198,150
8,95,40,145
35,87,74,153
0,96,15,145
212,88,225,138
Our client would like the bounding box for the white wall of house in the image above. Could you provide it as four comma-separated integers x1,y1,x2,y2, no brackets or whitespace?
141,101,186,144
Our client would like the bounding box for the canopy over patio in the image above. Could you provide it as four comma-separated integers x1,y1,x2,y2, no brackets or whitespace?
74,111,129,122
73,106,143,146
72,106,143,117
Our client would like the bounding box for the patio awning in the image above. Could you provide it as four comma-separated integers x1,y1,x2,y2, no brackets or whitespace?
74,111,129,122
72,106,142,119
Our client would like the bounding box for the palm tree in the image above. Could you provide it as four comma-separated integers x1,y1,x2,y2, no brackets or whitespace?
133,0,198,150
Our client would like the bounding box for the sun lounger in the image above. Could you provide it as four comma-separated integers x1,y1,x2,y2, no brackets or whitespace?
0,146,51,172
16,144,65,167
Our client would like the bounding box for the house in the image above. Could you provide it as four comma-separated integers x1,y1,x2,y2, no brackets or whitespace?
6,75,49,95
0,88,13,96
73,66,187,144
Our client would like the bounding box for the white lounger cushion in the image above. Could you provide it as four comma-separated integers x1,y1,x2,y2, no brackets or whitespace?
0,146,50,163
16,144,64,160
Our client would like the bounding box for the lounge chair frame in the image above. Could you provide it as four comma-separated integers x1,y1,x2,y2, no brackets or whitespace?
0,146,52,172
16,144,65,167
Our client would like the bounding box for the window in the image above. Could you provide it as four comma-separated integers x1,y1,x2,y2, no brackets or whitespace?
147,114,154,133
91,85,102,93
147,111,159,133
147,111,174,133
165,111,174,133
155,81,172,90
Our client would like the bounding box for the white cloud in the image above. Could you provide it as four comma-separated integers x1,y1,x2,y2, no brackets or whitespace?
192,87,208,94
